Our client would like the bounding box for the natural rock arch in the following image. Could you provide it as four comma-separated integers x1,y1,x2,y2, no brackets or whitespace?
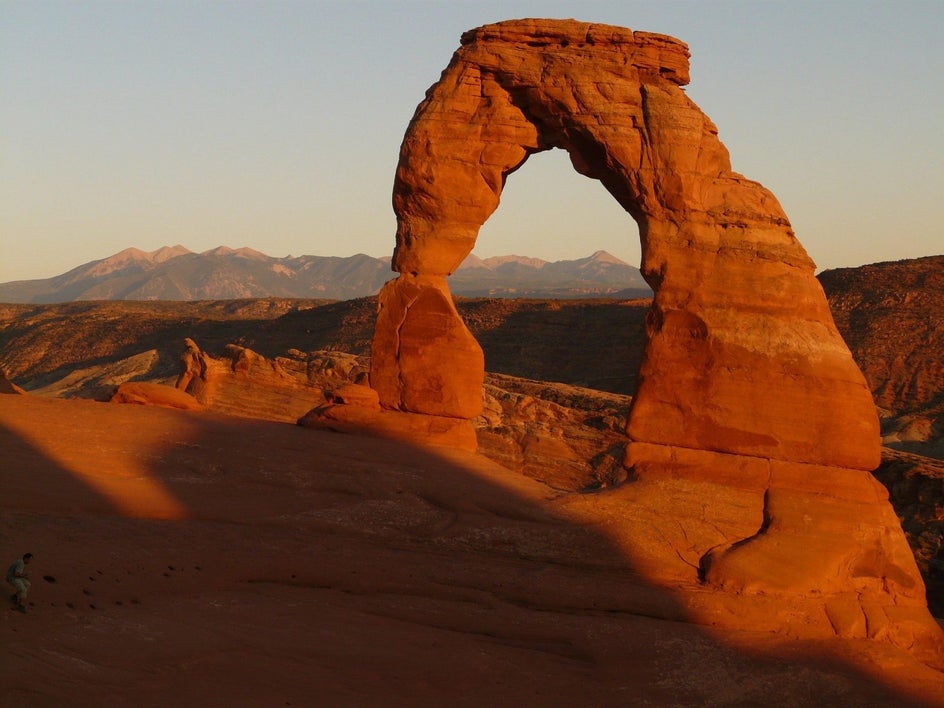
372,18,878,470
304,19,944,660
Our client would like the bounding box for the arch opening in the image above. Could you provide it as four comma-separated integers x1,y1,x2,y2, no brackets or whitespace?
454,147,644,298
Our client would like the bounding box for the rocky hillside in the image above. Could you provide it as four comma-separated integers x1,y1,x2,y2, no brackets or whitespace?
453,250,650,298
0,297,649,397
0,246,650,303
874,449,944,614
820,255,944,458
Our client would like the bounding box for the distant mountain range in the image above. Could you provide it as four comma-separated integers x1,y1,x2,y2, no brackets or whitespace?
0,246,651,303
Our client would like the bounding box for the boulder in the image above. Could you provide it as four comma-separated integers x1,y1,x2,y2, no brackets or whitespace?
110,382,202,410
298,402,476,451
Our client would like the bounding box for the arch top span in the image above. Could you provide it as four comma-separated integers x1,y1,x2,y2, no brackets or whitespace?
458,19,691,86
390,17,794,281
377,18,879,472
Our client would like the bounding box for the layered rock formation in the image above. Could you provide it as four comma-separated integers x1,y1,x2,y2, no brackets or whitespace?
175,339,367,424
344,18,941,660
475,373,631,491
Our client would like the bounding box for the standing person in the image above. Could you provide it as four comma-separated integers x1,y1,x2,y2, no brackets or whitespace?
7,552,33,613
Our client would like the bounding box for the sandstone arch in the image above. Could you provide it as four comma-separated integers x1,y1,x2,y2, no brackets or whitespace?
353,19,943,659
374,18,878,470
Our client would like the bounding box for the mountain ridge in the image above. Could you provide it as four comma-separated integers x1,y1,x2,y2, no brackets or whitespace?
0,247,650,303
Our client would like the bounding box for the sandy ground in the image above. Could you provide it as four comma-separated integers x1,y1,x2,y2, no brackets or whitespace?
2,395,943,707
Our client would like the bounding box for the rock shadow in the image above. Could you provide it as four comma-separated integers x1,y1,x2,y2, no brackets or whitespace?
459,298,649,395
1,397,942,706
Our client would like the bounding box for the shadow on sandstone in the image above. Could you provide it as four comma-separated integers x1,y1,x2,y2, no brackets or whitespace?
2,399,942,706
463,299,648,395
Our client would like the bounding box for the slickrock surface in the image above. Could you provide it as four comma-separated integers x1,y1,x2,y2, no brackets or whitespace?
2,395,943,706
110,381,203,410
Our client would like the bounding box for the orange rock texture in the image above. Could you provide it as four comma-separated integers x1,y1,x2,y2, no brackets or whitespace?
365,19,941,659
384,18,876,468
366,274,482,449
176,338,327,423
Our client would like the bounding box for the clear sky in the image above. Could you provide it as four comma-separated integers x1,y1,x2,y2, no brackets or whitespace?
1,0,941,282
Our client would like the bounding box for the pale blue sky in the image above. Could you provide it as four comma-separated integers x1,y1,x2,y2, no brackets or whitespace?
1,1,941,282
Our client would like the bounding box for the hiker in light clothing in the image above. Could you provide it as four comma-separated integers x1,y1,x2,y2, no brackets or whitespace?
7,553,33,612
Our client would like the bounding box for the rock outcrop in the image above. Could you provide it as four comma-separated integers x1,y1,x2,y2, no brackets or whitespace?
821,256,944,460
0,368,26,395
176,339,367,424
475,373,631,491
343,18,941,660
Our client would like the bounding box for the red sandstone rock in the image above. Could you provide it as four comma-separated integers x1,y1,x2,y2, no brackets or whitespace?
370,274,484,420
298,402,477,451
381,18,877,470
176,339,327,423
7,394,944,704
327,383,381,408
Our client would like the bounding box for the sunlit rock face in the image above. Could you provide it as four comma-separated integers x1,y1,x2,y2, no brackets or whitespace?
382,18,878,469
363,19,944,661
176,339,328,423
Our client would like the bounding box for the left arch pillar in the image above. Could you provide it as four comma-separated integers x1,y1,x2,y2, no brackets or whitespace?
371,274,484,420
